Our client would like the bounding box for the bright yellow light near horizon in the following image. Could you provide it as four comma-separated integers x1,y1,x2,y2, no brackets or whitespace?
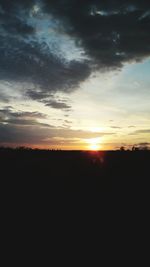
87,138,101,151
89,143,100,151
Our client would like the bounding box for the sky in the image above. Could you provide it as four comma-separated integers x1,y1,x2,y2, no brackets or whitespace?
0,0,150,150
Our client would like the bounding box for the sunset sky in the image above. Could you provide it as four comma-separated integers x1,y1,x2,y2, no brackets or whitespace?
0,0,150,150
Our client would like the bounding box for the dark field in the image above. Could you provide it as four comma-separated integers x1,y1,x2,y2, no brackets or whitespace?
1,148,150,192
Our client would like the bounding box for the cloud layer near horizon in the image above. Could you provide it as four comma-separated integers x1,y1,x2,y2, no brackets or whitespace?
0,107,115,147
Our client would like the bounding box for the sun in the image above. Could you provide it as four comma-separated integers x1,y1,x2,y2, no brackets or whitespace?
89,143,99,151
87,138,101,151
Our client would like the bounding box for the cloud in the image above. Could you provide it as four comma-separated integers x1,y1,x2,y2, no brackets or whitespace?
132,142,150,149
0,107,49,127
43,99,71,110
64,120,72,124
26,90,52,100
0,123,114,145
0,107,51,144
131,129,150,134
110,126,122,129
1,0,150,98
138,142,150,146
1,15,34,35
0,124,49,144
0,107,114,146
0,35,90,92
26,89,71,110
0,91,9,103
44,0,150,69
128,125,136,128
0,107,46,119
0,0,90,95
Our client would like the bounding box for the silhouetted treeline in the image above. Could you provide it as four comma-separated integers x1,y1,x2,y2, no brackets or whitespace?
0,147,150,192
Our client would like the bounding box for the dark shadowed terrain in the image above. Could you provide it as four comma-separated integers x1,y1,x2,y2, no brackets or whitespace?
0,147,150,192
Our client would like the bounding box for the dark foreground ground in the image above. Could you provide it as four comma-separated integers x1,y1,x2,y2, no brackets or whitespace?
1,148,150,192
0,148,150,192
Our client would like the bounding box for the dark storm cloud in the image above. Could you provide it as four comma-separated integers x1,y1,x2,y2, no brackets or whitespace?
1,17,34,35
0,0,33,10
0,35,90,92
44,0,150,69
1,0,150,97
0,0,90,94
26,90,52,100
0,0,35,35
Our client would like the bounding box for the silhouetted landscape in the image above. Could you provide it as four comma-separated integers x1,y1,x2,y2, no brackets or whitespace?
1,147,149,192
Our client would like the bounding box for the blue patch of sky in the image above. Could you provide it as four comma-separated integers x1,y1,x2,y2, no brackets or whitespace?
123,58,150,86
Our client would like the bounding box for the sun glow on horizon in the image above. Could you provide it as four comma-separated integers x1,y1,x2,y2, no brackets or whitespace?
89,143,100,151
87,138,102,151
